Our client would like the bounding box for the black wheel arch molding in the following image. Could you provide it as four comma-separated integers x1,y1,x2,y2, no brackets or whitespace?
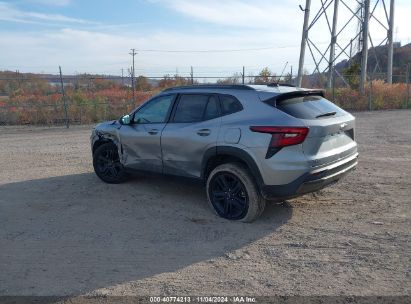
91,131,123,156
201,145,265,190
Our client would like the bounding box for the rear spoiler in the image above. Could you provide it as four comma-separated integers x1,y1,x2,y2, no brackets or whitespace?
264,90,325,107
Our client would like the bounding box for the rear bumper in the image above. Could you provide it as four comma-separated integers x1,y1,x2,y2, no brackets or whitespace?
261,153,358,200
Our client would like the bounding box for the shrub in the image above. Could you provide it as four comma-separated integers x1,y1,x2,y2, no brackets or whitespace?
0,74,409,125
326,80,409,111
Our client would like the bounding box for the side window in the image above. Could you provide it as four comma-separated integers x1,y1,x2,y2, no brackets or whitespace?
133,95,174,123
204,96,220,120
220,95,243,115
174,94,220,123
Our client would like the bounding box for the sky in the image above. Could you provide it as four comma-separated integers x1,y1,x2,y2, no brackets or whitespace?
0,0,410,77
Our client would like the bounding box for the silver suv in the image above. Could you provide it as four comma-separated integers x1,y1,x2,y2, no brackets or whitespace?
91,84,358,222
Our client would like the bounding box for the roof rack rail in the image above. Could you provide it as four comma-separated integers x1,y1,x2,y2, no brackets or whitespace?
162,84,255,92
267,83,296,87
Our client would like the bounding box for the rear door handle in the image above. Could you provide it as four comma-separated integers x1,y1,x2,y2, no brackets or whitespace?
197,129,211,136
148,129,159,135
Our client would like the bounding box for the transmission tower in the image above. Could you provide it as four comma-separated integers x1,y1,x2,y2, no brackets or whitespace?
296,0,395,92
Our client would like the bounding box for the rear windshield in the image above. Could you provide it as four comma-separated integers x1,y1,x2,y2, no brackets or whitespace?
266,95,344,119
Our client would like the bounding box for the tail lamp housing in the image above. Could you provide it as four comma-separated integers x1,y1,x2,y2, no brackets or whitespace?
250,126,309,158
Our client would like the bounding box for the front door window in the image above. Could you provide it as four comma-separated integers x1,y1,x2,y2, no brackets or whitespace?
133,95,174,124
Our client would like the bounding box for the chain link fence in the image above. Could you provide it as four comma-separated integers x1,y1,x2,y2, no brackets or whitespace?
301,72,410,111
0,70,410,126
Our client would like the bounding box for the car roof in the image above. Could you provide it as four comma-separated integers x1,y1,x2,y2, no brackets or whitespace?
161,84,309,95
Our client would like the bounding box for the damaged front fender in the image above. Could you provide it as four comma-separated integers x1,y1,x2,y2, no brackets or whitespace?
90,120,124,163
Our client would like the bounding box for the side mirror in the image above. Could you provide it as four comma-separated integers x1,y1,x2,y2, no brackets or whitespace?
120,114,131,125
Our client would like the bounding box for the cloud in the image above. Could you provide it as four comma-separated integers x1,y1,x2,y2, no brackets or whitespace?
159,0,300,29
1,0,409,76
0,28,304,75
29,0,71,6
0,1,94,25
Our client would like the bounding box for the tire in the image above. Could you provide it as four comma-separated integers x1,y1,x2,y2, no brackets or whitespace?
206,162,266,222
93,142,127,184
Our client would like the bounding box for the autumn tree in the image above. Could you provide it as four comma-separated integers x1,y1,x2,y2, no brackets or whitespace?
92,78,119,90
0,72,53,96
135,76,152,91
343,63,361,89
217,73,242,84
254,67,274,84
158,74,196,89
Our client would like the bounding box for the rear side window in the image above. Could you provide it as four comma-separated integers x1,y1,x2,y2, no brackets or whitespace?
173,94,220,123
204,96,220,120
270,95,344,119
220,95,243,115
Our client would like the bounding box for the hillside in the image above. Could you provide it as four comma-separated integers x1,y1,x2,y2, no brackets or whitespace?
335,42,411,77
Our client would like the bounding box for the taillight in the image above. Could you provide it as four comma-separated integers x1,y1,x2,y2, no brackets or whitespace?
250,126,309,158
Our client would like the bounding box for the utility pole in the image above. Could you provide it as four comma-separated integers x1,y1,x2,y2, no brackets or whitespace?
296,0,311,87
349,39,353,61
15,70,21,89
190,66,194,84
327,0,340,89
59,66,69,129
406,63,410,108
242,66,245,84
387,0,395,84
368,74,373,110
360,0,370,94
129,48,137,103
121,68,124,86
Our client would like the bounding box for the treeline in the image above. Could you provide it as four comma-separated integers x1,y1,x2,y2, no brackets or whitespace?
0,68,409,125
0,71,202,124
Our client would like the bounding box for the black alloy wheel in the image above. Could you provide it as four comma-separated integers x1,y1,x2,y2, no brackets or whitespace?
209,172,249,220
93,143,126,183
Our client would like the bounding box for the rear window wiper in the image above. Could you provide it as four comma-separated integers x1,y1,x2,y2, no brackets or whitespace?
315,111,337,118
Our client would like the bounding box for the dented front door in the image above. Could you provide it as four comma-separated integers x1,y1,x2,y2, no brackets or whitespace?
119,94,175,172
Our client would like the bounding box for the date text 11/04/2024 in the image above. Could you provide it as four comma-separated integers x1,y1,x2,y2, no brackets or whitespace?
149,296,256,303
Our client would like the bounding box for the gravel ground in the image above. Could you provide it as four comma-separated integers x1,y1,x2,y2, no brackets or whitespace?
0,110,410,296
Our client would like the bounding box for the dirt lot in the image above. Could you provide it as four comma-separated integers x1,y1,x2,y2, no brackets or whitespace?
0,110,410,297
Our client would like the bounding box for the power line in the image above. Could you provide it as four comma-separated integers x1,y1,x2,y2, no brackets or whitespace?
134,45,303,53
